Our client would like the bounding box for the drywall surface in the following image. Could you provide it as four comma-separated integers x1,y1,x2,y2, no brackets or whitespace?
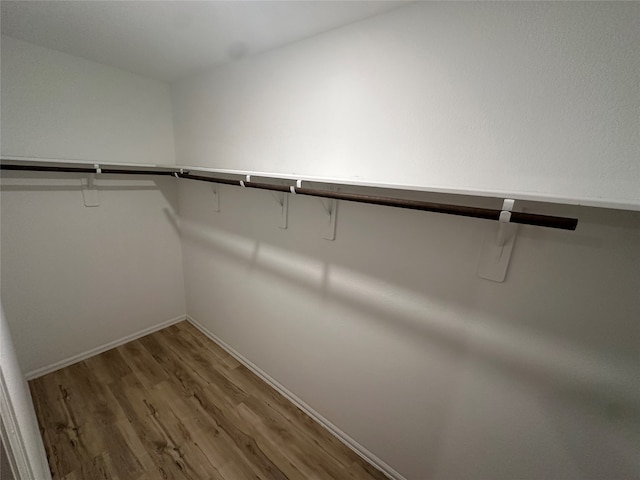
0,173,186,373
178,180,640,479
172,2,640,207
1,35,175,165
0,303,51,479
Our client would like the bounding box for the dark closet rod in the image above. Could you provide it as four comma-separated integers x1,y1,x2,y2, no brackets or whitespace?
0,162,578,230
0,164,177,176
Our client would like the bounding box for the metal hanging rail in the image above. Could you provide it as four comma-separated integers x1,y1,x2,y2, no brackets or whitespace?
0,161,578,230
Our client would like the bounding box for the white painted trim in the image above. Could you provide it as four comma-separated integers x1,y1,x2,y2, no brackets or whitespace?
186,315,407,480
0,374,35,479
25,315,186,380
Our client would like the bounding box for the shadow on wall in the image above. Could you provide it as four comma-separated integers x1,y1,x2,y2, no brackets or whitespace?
168,206,640,412
0,171,180,212
172,186,640,477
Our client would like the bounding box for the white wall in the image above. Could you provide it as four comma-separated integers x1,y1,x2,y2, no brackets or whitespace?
0,173,186,374
1,35,176,165
173,3,640,479
0,35,185,375
172,2,640,208
178,181,640,480
0,303,51,479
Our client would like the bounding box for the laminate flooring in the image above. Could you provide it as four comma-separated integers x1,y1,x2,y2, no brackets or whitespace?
29,321,387,480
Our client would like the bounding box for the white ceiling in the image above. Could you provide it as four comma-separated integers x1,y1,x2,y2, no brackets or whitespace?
0,1,407,83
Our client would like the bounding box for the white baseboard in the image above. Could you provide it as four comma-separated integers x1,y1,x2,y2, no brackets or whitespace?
186,315,407,480
25,314,186,380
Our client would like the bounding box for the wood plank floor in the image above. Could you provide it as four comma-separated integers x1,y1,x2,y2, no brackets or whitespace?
29,321,387,480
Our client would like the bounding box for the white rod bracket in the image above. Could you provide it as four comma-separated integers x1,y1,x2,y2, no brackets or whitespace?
212,185,220,212
321,199,338,241
497,198,515,247
478,199,517,282
277,193,289,229
81,173,100,207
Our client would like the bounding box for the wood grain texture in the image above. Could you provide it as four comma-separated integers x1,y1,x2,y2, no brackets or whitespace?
29,321,388,480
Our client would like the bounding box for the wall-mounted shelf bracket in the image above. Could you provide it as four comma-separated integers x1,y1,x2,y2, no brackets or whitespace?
478,199,517,282
271,192,289,229
81,171,100,207
320,197,338,241
211,185,220,212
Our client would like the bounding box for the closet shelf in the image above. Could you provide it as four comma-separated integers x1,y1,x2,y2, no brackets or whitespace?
1,158,579,231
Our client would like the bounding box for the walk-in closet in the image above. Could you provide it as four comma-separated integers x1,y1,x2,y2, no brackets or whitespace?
1,2,638,479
